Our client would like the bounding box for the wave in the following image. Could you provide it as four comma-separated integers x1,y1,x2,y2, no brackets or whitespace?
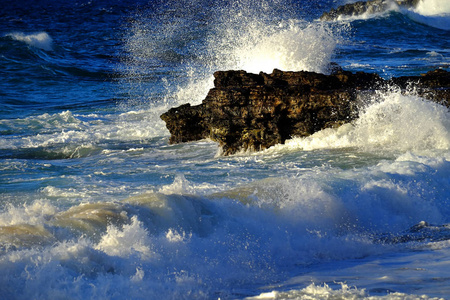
247,282,444,299
5,159,447,247
5,32,54,51
402,0,450,30
266,90,450,154
323,0,450,31
1,146,449,298
0,109,169,159
403,9,450,30
1,31,114,87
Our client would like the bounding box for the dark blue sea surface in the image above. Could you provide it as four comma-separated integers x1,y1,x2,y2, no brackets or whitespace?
1,0,449,299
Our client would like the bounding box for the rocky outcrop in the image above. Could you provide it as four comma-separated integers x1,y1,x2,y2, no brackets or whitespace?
320,0,419,21
161,68,450,155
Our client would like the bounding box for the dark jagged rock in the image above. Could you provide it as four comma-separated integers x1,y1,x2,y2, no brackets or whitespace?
161,68,450,155
320,0,419,21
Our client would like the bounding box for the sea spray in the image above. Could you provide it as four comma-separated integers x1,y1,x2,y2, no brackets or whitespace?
205,0,343,74
119,0,345,111
269,90,450,153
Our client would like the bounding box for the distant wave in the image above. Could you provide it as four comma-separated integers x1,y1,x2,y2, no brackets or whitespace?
5,32,53,51
325,0,450,30
403,0,450,30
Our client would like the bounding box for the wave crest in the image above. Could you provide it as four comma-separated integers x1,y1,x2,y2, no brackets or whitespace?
6,32,53,51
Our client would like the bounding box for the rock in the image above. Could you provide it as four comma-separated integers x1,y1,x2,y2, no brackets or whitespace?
160,103,209,144
201,69,368,154
161,68,450,155
389,69,450,107
320,0,419,21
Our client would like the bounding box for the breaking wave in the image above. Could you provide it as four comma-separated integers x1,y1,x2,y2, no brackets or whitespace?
5,32,54,51
270,90,450,153
402,0,450,31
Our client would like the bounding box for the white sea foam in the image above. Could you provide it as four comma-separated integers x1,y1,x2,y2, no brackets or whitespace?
335,0,400,21
269,90,450,153
0,200,58,227
95,216,152,258
248,280,445,299
0,109,169,155
248,240,450,299
6,31,54,51
246,283,376,299
332,0,450,30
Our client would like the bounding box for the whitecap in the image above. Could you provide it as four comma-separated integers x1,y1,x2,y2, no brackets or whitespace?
6,31,54,51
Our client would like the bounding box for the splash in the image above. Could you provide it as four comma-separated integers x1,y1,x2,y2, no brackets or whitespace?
95,216,152,258
6,32,53,51
403,0,450,30
216,21,339,74
274,90,450,153
248,280,446,299
206,0,341,74
120,0,344,110
351,91,450,152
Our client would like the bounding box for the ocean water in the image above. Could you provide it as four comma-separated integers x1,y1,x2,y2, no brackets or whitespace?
0,0,449,299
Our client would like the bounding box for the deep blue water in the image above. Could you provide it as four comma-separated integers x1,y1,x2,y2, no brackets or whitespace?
1,0,450,299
